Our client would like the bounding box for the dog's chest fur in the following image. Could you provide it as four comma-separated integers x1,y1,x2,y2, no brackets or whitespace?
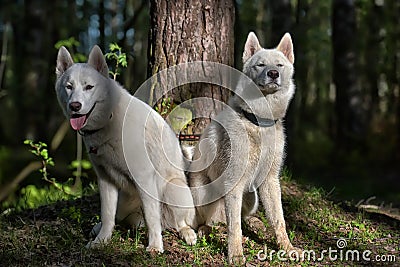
86,134,132,189
207,110,285,191
82,98,134,190
245,120,285,188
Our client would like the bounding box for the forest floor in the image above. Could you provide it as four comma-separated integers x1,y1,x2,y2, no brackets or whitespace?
1,175,399,266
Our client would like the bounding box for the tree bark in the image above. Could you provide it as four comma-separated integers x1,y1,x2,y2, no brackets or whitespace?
148,0,235,135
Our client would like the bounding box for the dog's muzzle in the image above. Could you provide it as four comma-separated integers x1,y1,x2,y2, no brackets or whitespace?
69,103,96,131
257,69,281,94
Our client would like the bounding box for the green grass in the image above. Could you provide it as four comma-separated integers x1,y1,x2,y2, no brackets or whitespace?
0,177,399,266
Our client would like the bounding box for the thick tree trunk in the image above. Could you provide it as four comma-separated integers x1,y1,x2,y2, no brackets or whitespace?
332,0,366,148
148,0,235,135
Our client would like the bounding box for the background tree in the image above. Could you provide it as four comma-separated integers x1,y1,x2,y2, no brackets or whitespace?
147,0,235,135
332,0,366,148
266,0,292,45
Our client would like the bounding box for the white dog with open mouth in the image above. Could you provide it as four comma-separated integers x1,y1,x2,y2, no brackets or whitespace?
55,45,197,252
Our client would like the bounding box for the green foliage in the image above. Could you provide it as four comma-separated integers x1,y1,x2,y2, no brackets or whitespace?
69,159,92,178
155,97,175,117
55,37,80,49
54,37,86,62
70,159,92,170
16,184,71,210
62,206,82,223
24,139,54,182
182,225,225,265
18,140,87,211
245,238,258,261
105,43,127,80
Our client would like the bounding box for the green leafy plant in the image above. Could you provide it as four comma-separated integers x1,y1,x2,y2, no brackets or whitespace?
62,206,82,223
54,37,86,62
23,139,82,197
69,159,92,178
155,97,175,117
68,158,92,192
105,43,127,80
24,140,55,185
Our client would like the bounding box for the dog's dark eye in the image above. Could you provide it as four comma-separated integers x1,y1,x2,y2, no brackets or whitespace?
277,63,284,68
66,84,73,90
256,63,266,67
85,85,94,90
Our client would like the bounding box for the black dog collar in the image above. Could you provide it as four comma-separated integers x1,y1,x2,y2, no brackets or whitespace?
241,109,278,127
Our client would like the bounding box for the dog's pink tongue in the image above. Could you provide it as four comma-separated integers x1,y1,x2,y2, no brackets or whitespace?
70,116,86,131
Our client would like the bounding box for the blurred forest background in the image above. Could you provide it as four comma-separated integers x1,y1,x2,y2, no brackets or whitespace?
0,0,399,209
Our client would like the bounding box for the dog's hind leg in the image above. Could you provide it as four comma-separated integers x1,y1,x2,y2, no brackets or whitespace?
189,171,223,224
116,189,144,228
86,176,118,248
164,177,197,245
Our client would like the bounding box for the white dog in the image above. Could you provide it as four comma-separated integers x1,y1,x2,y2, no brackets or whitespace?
189,32,300,263
55,45,196,252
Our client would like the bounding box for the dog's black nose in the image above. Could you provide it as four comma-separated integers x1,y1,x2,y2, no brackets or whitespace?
267,70,279,79
69,102,82,112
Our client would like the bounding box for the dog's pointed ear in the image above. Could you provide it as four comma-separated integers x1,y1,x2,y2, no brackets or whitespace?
243,32,262,63
88,45,109,78
276,33,294,64
56,46,74,78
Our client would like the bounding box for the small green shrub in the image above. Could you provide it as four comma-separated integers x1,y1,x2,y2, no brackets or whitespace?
13,140,89,210
55,37,86,62
105,43,127,80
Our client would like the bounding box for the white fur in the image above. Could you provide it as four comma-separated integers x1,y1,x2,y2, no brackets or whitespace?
55,46,197,252
189,32,301,264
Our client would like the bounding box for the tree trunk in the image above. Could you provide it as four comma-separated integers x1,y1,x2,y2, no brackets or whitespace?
5,1,59,143
363,1,382,124
148,0,235,135
266,0,293,46
99,0,105,50
332,0,366,148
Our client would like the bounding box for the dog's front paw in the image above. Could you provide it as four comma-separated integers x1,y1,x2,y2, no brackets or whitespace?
179,226,197,245
146,245,164,254
85,239,105,249
228,254,246,265
228,244,245,265
85,234,110,249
